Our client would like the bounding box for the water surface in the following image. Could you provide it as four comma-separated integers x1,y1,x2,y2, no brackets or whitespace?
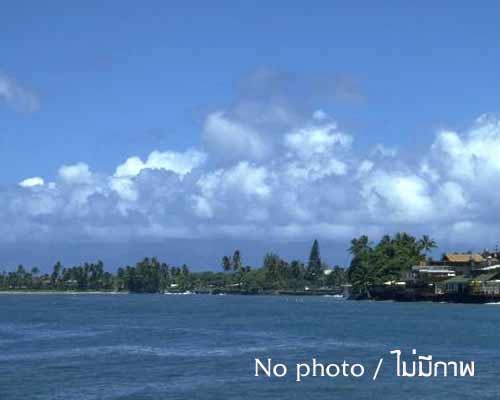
0,294,497,399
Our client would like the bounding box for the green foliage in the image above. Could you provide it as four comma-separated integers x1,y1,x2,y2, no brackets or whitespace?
347,233,434,297
307,239,322,276
0,240,349,294
232,250,242,272
0,260,114,291
325,266,347,288
221,256,232,272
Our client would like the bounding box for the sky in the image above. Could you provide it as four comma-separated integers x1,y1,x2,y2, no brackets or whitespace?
2,1,500,270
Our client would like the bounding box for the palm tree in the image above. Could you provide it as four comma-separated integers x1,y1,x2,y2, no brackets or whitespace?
418,235,437,260
221,256,232,272
232,250,242,272
348,252,378,299
348,235,370,256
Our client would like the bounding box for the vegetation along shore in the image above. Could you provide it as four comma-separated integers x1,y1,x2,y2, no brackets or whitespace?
2,233,500,303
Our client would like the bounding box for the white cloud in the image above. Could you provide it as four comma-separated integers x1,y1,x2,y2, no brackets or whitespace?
115,149,206,178
5,112,500,251
285,158,347,181
431,117,500,186
114,157,144,178
19,177,44,187
109,177,138,202
284,121,352,158
420,160,440,182
59,162,93,185
191,195,213,219
198,161,272,201
312,109,328,121
436,181,469,217
360,170,434,223
356,160,374,178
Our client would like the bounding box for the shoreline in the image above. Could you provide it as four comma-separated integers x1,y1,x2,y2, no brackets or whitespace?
0,289,343,296
0,290,498,304
0,291,128,295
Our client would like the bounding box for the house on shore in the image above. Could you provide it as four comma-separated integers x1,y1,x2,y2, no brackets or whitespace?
410,265,455,284
404,252,500,296
470,271,500,295
440,269,500,297
372,250,500,300
440,253,487,274
443,276,471,295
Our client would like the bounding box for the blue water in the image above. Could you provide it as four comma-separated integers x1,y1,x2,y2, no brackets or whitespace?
0,294,498,399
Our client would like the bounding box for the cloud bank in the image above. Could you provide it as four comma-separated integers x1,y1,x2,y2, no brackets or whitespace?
9,110,500,251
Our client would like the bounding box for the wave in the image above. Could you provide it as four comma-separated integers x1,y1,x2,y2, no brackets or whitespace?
0,334,387,362
0,323,106,346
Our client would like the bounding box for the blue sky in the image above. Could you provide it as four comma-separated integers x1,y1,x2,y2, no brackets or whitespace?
2,2,500,270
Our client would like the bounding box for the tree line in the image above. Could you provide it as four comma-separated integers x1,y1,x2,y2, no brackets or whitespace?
0,240,346,293
0,233,437,295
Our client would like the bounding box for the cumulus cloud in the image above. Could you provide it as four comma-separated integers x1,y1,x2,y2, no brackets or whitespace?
8,111,500,251
360,171,434,223
0,72,39,112
202,111,269,162
59,163,93,185
115,149,206,178
19,177,44,188
430,115,500,188
284,119,352,158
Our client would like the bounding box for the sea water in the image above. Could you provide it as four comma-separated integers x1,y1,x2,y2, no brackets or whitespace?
0,294,498,399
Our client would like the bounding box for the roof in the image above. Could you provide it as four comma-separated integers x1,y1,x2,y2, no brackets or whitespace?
444,276,471,284
444,253,485,263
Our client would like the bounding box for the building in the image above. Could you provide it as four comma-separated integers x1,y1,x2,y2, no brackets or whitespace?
470,271,500,296
411,265,455,284
444,276,471,295
440,253,486,275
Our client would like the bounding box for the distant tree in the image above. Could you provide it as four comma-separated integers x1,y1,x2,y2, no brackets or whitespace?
290,260,305,290
347,235,374,296
221,256,232,272
307,239,323,282
116,267,125,291
232,250,242,272
51,261,63,288
263,253,286,289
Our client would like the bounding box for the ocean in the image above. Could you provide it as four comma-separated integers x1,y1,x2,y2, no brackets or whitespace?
0,294,498,399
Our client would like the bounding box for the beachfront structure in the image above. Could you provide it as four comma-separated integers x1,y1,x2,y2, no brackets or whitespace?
470,271,500,295
444,276,471,295
440,270,500,296
440,253,487,274
401,254,500,298
415,252,500,276
411,265,455,283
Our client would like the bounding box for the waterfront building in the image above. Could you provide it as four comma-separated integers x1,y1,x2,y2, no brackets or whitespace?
444,276,471,295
